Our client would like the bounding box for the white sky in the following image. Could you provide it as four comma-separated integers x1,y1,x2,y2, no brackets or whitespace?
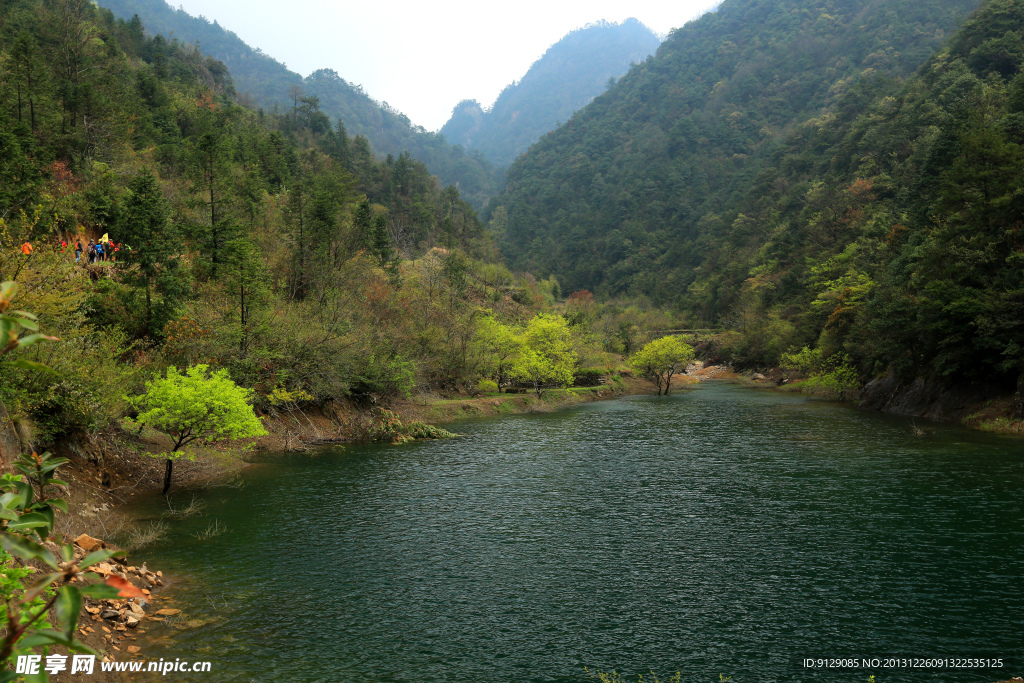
173,0,718,131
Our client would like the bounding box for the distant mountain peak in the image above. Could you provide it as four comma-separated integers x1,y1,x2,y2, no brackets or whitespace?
441,18,662,166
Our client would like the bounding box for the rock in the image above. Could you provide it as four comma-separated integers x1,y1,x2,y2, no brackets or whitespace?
130,603,145,617
101,610,119,620
125,616,139,628
127,646,141,655
752,373,767,381
74,534,103,552
155,608,180,616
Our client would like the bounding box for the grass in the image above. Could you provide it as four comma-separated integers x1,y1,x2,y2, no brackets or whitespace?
119,520,169,551
191,519,228,540
163,495,207,519
972,416,1024,434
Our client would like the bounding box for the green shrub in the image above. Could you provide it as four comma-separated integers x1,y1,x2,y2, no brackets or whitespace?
573,367,605,387
780,346,824,376
477,379,499,393
366,409,458,444
350,353,416,397
801,353,861,400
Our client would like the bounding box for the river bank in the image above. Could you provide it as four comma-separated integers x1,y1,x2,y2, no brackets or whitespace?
722,365,1024,436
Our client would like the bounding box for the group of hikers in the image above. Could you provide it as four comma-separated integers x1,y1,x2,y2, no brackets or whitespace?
77,237,121,263
18,234,129,264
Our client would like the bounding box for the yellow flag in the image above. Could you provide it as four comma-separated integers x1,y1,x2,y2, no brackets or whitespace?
100,233,109,243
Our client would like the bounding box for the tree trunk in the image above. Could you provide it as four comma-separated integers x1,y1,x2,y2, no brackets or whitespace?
0,397,23,466
162,458,173,495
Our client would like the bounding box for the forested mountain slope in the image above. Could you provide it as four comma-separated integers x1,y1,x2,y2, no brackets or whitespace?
702,0,1024,387
0,0,531,443
490,0,982,292
441,19,661,167
492,0,1024,391
96,0,502,207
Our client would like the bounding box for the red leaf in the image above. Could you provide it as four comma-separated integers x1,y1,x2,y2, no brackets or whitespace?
105,575,145,598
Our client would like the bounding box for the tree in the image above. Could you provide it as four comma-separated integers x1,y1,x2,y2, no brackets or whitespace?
119,171,188,338
630,336,694,395
475,316,521,392
134,364,266,494
511,348,560,397
9,32,46,134
188,131,237,276
511,314,576,396
222,238,270,354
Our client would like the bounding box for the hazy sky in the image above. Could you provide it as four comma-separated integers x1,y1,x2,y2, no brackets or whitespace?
173,0,718,131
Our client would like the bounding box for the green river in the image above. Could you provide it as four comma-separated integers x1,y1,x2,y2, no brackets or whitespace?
127,382,1024,682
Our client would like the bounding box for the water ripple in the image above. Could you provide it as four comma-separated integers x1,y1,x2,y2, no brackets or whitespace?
132,384,1024,682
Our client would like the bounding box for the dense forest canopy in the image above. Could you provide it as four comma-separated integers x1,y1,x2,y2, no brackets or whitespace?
441,19,662,167
490,0,983,295
95,0,503,208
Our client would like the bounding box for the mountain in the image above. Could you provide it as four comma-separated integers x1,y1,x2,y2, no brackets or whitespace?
441,19,662,167
96,0,501,207
488,0,982,296
490,0,1024,388
700,0,1024,385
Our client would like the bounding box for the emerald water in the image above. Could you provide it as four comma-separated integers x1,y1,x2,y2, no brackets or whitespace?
128,383,1024,682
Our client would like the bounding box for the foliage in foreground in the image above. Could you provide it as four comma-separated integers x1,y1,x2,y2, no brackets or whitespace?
0,450,142,679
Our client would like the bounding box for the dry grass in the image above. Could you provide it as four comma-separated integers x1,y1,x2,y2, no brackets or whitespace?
163,495,207,519
190,519,227,541
117,520,169,551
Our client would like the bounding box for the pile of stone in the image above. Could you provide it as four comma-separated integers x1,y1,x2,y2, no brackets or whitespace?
72,534,166,632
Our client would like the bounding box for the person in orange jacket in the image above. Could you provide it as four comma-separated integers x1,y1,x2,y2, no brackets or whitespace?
20,241,32,256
